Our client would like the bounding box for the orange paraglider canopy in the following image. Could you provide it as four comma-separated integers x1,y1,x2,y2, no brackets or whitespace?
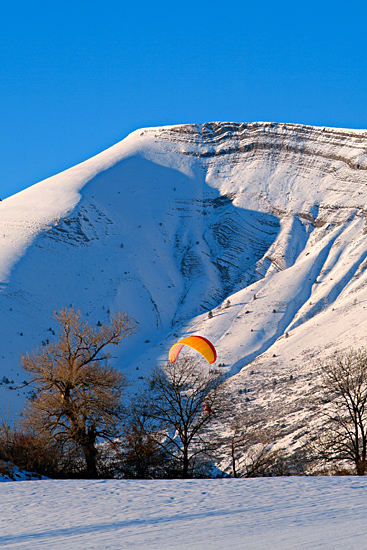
168,335,217,364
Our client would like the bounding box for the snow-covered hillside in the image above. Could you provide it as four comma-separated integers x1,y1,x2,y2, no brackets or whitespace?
1,121,367,454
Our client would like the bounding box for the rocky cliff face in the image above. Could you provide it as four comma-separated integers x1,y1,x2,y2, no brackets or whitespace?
1,121,367,463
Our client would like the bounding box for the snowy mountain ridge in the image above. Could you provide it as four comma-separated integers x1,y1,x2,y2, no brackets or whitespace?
1,121,367,457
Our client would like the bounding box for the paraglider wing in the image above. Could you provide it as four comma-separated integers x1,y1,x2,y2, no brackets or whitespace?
168,335,217,364
168,343,186,363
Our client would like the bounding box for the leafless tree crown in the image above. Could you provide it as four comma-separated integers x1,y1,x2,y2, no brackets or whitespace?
318,349,367,475
20,307,136,477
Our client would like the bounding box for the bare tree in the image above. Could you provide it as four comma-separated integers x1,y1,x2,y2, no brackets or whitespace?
213,399,280,478
113,398,170,479
227,423,280,477
318,349,367,475
140,357,226,478
0,422,64,478
20,307,136,478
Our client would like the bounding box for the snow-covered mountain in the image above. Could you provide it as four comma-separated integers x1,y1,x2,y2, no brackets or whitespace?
1,121,367,453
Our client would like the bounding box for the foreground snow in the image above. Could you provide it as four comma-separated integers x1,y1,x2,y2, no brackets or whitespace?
0,477,367,549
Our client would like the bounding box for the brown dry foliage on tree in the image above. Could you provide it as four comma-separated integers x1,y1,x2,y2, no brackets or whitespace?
20,307,136,477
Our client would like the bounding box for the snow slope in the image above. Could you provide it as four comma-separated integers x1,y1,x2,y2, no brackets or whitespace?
1,121,367,455
1,477,367,549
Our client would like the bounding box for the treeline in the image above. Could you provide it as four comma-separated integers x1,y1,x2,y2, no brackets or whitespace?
0,308,282,479
1,308,367,479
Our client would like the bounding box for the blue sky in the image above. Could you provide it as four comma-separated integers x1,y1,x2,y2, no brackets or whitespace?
1,0,367,199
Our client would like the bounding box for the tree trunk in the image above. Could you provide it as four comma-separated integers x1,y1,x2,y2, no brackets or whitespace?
82,443,98,478
355,459,366,476
79,427,98,478
231,439,238,478
182,442,189,478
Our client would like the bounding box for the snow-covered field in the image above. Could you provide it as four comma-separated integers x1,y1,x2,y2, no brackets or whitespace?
1,477,367,549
